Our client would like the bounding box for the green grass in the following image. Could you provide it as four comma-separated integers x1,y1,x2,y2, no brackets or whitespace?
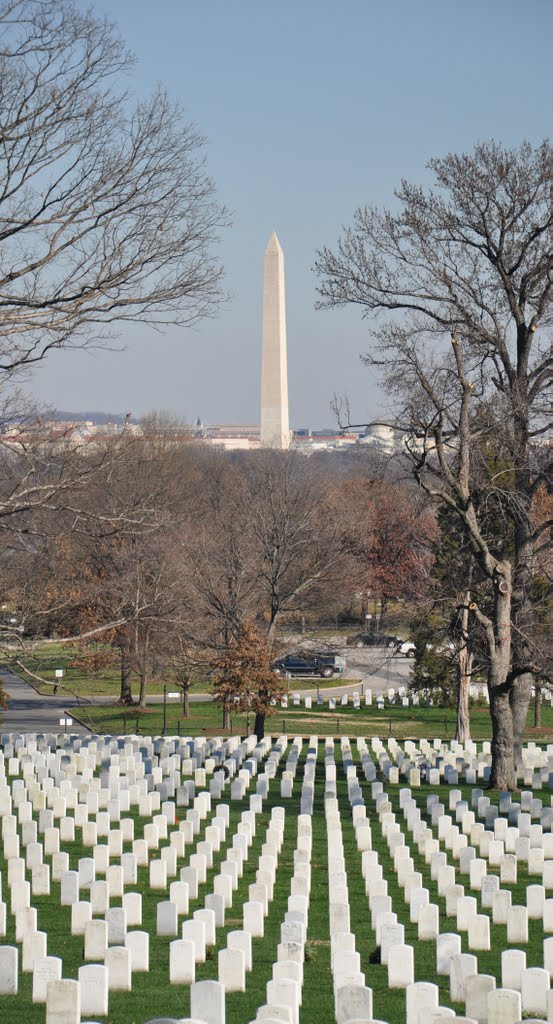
79,698,553,742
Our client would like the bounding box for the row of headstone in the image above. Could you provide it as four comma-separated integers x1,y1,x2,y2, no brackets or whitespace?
1,730,359,1021
0,728,288,1022
283,687,418,711
247,810,312,1024
324,741,375,1023
4,728,553,1023
360,764,553,1020
322,740,553,1022
362,734,553,791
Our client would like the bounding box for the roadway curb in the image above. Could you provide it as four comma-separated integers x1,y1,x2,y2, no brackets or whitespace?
62,707,93,734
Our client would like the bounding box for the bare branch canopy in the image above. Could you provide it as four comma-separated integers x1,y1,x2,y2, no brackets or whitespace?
0,0,229,375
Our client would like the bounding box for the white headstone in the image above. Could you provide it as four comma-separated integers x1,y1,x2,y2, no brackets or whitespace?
169,939,196,985
190,978,226,1024
45,978,81,1024
79,964,109,1016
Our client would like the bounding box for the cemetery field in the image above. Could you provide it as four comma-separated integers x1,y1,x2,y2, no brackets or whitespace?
4,730,553,1023
79,698,553,742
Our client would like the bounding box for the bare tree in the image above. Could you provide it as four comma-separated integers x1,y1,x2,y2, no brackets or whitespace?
186,460,260,654
315,140,552,790
6,430,198,703
0,0,227,378
0,1,227,715
245,451,348,636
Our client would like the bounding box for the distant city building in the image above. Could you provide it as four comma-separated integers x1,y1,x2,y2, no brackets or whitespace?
358,423,397,452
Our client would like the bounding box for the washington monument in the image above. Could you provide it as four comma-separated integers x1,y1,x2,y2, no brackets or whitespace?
260,232,290,448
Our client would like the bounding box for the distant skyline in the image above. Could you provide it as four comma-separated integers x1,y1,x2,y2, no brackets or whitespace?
29,0,553,429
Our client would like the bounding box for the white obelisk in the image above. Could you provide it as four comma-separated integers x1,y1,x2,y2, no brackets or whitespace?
260,232,290,448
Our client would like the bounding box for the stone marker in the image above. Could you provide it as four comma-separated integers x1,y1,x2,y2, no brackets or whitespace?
335,983,373,1023
243,900,264,937
266,977,300,1024
218,947,246,992
169,939,196,985
468,914,490,951
194,907,216,946
45,978,81,1024
32,954,62,1003
123,892,142,927
436,932,462,975
125,930,149,972
506,905,528,944
105,945,131,991
106,907,127,946
182,919,207,963
84,919,108,961
190,978,226,1024
486,987,521,1024
405,981,439,1024
501,948,526,991
79,964,109,1017
465,974,496,1024
157,901,178,937
449,952,478,1002
520,966,550,1015
388,943,414,987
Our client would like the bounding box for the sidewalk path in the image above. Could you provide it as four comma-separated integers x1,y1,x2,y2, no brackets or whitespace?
0,669,103,735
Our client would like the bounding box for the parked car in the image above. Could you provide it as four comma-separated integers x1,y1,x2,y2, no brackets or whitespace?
273,652,345,678
396,639,416,658
346,632,417,657
346,632,399,649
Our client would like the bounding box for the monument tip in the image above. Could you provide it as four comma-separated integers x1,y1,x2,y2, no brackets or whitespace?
266,231,282,253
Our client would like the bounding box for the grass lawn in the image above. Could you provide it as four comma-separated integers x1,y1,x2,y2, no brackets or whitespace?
79,698,553,742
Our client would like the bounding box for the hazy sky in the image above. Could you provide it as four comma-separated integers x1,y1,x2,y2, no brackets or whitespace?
30,0,552,429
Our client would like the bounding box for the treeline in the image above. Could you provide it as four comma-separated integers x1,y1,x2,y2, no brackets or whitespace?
0,433,435,708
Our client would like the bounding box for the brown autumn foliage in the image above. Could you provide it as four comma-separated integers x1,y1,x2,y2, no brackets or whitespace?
210,622,285,734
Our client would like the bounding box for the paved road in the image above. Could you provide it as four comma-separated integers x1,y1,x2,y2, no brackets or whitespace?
0,645,413,735
289,650,412,697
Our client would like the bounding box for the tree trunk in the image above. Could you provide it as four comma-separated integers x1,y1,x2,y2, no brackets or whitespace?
222,701,231,731
455,590,472,744
137,628,150,708
509,408,534,768
488,567,515,790
117,640,134,704
456,670,471,744
533,684,542,728
138,665,149,708
510,672,533,764
488,680,516,789
254,711,265,741
182,685,190,719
